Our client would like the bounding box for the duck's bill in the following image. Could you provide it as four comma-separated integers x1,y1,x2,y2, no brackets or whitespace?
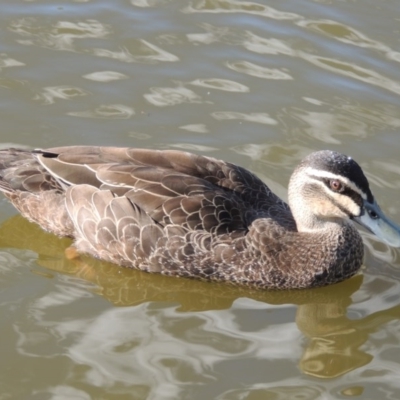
354,200,400,247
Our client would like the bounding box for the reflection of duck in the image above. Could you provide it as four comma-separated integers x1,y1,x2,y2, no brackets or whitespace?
2,215,400,380
1,146,399,289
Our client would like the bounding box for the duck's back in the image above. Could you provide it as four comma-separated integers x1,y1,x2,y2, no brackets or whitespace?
0,146,295,236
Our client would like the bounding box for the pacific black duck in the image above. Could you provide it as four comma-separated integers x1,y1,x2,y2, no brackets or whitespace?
0,146,399,289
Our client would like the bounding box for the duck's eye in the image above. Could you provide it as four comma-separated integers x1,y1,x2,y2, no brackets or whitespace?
329,179,343,192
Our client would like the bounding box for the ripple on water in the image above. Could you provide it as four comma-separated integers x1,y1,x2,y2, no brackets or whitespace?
1,0,400,398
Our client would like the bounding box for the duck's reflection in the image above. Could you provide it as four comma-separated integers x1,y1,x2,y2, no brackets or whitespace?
0,215,399,379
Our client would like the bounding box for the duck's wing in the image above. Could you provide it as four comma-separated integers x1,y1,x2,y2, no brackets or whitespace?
41,146,295,231
1,146,295,236
0,148,61,193
0,148,74,235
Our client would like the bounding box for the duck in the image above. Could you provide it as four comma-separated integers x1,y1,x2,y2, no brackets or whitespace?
0,146,399,289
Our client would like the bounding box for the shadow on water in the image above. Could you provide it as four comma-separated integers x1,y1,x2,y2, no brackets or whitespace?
0,214,400,380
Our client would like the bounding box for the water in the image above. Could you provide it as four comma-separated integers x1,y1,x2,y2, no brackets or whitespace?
1,0,400,398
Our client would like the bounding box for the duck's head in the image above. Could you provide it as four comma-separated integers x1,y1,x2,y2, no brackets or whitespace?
288,150,400,246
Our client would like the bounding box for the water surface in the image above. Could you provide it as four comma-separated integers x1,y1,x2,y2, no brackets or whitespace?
1,0,400,398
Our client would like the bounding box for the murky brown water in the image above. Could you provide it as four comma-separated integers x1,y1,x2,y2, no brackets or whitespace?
1,0,400,398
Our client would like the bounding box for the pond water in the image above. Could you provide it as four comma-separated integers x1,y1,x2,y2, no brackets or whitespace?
1,0,400,399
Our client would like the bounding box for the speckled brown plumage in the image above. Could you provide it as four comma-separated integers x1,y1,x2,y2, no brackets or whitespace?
0,146,372,289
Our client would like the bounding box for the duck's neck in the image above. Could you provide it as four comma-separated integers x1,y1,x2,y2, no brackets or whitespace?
297,211,347,233
288,198,347,233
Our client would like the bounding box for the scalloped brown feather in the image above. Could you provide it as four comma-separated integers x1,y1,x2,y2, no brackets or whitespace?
0,146,363,289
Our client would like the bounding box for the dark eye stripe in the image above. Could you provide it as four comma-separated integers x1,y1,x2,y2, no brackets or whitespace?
321,178,361,202
342,187,364,208
320,178,364,216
